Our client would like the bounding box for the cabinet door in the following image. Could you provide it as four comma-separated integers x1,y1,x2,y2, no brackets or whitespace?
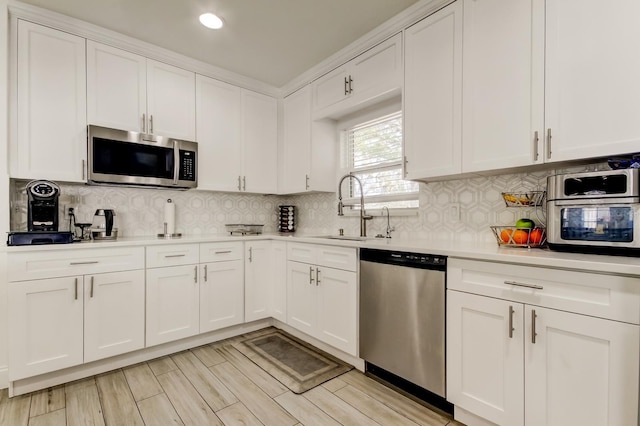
84,270,145,362
525,306,639,426
544,0,640,161
200,260,244,332
271,241,287,322
195,75,242,191
286,261,316,336
146,265,199,346
146,60,196,140
315,267,357,355
8,276,83,380
244,242,272,322
282,86,312,194
404,2,462,179
14,20,87,182
311,65,349,114
447,290,524,426
86,41,147,132
462,0,544,172
241,90,278,193
349,33,402,108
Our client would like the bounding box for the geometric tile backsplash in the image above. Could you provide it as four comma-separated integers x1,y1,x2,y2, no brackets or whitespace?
10,162,602,241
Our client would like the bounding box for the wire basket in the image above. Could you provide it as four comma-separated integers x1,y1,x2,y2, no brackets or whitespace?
501,191,546,207
490,226,547,248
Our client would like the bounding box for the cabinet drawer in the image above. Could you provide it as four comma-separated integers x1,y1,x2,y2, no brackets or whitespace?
8,247,145,282
287,243,317,264
316,245,357,271
146,244,199,268
448,258,640,324
200,241,243,263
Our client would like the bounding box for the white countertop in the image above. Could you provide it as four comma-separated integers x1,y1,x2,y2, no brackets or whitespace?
5,232,640,276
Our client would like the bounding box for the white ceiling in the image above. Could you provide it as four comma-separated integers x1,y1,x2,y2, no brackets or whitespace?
17,0,420,88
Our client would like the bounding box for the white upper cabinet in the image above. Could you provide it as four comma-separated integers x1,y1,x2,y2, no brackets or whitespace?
196,75,242,192
241,89,278,193
461,0,545,172
281,85,336,194
13,20,87,182
311,34,402,119
196,74,277,193
86,41,147,133
544,0,640,162
87,42,196,140
403,1,463,180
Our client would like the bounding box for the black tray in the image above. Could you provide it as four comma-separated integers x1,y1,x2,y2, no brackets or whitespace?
7,231,74,246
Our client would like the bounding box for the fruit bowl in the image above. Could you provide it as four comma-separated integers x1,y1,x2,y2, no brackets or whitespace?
501,191,546,207
490,226,546,248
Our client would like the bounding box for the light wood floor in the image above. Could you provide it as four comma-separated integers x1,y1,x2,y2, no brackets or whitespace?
0,328,460,426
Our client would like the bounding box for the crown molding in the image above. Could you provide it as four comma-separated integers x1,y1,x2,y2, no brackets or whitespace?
279,0,454,97
7,0,280,97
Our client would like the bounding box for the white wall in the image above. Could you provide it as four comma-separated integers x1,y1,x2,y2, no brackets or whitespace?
0,0,11,388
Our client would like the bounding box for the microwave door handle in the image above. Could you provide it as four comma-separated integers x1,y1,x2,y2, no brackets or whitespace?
173,140,179,185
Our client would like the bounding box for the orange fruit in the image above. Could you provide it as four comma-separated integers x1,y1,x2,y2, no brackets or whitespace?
529,228,544,245
500,229,513,243
512,229,530,244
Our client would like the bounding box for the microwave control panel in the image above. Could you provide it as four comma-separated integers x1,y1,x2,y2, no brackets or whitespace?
179,150,196,181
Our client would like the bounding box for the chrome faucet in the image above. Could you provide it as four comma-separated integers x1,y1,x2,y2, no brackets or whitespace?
382,206,395,238
337,174,372,237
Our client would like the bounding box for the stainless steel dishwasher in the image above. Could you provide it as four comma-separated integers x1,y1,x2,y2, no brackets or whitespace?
360,248,449,409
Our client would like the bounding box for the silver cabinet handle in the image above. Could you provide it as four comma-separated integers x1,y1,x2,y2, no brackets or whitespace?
249,247,253,263
238,175,242,191
82,159,86,180
215,250,232,254
142,113,146,133
305,174,310,190
90,276,94,298
194,265,198,283
150,114,154,134
165,254,186,258
70,261,99,265
204,264,208,282
242,176,246,191
546,128,552,159
309,266,315,285
533,131,539,161
344,76,349,95
316,268,320,286
508,305,514,338
348,75,353,93
531,309,537,344
504,280,543,290
74,278,78,300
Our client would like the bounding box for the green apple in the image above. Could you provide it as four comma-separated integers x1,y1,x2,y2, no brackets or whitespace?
515,218,535,229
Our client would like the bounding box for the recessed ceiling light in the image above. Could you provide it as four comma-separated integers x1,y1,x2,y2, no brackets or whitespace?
199,13,223,29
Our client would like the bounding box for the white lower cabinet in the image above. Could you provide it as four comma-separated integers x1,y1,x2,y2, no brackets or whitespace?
447,259,640,426
286,243,357,355
245,241,287,322
200,260,244,332
9,270,145,380
146,264,200,347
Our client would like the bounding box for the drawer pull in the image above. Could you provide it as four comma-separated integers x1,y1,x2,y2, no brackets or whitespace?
508,305,514,338
215,251,232,254
164,254,186,258
531,309,538,344
70,261,99,265
504,280,543,290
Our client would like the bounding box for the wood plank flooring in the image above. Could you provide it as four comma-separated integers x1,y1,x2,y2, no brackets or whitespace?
0,329,461,426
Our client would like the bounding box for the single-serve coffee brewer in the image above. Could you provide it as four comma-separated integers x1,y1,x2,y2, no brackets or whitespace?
92,209,118,240
27,180,60,231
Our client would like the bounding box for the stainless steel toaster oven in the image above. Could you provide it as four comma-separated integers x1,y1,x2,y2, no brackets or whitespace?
547,169,640,255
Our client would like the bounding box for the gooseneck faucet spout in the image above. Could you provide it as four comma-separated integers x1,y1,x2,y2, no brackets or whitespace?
337,174,372,237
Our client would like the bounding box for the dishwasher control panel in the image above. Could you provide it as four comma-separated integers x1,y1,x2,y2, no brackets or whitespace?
360,248,446,270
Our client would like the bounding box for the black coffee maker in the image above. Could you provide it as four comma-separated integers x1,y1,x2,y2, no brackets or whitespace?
27,180,60,231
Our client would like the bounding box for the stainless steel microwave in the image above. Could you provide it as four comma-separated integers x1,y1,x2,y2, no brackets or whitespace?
88,125,197,189
547,169,640,255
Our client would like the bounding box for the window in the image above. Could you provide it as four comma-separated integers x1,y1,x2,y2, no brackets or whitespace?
340,111,419,211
